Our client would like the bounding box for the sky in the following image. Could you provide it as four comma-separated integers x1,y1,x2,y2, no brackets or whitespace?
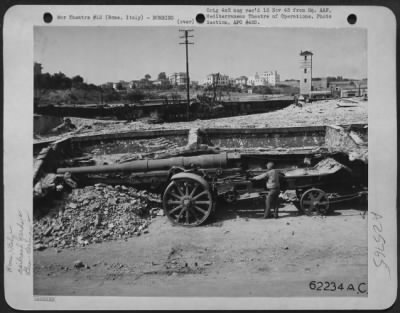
34,26,367,84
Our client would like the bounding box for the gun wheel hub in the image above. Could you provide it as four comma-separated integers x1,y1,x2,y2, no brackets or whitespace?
182,197,192,209
300,188,330,216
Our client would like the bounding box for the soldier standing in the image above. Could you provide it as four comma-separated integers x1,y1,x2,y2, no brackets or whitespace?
253,162,281,218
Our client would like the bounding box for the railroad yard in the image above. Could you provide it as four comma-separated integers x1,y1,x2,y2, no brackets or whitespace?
33,97,368,297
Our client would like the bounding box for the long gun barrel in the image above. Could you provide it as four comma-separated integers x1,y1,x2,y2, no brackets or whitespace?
57,153,229,175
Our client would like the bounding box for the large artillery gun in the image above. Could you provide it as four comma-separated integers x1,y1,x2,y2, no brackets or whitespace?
57,152,251,226
57,151,367,226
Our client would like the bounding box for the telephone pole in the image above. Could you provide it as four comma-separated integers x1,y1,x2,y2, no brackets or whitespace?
179,29,194,121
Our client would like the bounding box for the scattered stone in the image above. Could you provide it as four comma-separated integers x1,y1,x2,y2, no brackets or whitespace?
34,243,47,251
33,184,162,250
73,260,85,268
44,226,53,236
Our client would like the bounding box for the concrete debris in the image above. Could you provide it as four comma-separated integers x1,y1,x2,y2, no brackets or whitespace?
73,260,85,268
284,158,350,177
279,191,297,202
34,243,47,251
156,209,164,216
349,131,365,145
34,173,64,198
33,184,162,250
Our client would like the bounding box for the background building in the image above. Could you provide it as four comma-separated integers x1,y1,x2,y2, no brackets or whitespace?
260,71,280,86
169,72,187,86
247,71,280,86
299,50,313,95
235,76,248,86
113,80,130,91
281,79,300,88
247,73,265,86
330,79,368,98
34,62,43,76
312,77,328,90
204,73,231,86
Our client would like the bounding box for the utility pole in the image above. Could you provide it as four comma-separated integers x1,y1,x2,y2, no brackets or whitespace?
310,53,313,92
179,29,194,121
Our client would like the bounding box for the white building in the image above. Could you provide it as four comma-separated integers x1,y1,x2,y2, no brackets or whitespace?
247,73,265,86
113,80,130,90
260,71,280,86
235,76,248,86
169,72,187,86
204,73,231,86
247,71,280,86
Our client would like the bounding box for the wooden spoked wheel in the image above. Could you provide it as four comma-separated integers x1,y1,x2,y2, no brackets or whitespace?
163,176,213,226
300,188,330,216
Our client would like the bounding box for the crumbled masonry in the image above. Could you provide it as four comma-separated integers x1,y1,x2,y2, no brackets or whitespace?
34,184,162,250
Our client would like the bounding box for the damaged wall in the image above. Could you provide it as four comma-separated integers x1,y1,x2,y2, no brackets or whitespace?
33,124,368,190
202,127,326,149
34,114,64,136
325,124,368,163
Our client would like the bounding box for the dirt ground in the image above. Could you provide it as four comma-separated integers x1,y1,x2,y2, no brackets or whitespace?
33,99,368,298
34,200,368,297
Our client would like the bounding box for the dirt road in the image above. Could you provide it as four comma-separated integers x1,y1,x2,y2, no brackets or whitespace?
34,202,368,297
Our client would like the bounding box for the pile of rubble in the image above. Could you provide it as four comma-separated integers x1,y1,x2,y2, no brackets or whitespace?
34,184,162,251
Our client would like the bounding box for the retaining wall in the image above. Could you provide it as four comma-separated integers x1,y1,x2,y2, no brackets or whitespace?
33,124,368,185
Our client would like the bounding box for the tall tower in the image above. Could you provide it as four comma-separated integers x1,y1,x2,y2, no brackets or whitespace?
300,51,313,95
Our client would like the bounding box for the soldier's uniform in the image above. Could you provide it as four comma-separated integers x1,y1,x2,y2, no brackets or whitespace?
264,169,280,218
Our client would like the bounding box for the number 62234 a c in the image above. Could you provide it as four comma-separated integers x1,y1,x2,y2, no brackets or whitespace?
309,281,367,294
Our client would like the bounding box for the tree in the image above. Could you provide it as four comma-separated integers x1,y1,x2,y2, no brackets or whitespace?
52,72,72,89
144,74,151,80
103,90,121,102
71,75,84,88
72,75,84,84
115,82,124,91
157,72,167,80
123,90,145,103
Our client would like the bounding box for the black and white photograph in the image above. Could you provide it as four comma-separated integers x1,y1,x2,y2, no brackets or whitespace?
3,4,397,310
32,25,369,297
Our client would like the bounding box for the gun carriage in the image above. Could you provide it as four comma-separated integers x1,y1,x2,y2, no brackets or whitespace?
57,152,367,226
